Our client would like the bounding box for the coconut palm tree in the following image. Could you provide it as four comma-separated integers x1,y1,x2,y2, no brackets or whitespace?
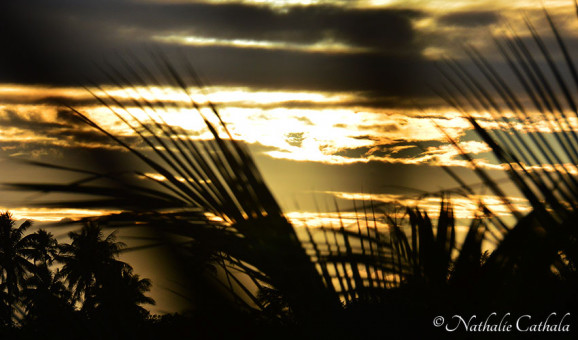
21,266,76,330
57,221,155,330
83,266,154,322
22,229,59,268
0,212,36,324
19,229,75,329
0,283,12,327
57,222,130,302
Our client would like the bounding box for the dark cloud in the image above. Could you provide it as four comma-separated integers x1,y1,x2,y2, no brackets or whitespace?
44,2,420,50
377,123,400,132
332,140,438,160
0,108,147,151
0,95,100,107
0,110,68,130
109,3,422,50
0,0,434,99
56,109,86,126
1,1,575,108
358,122,404,133
438,10,500,27
0,93,438,111
285,132,305,147
332,146,372,159
191,45,433,95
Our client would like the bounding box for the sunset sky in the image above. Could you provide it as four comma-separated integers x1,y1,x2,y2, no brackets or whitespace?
1,0,577,312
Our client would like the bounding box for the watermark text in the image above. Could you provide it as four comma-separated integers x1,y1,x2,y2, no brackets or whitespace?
432,312,571,333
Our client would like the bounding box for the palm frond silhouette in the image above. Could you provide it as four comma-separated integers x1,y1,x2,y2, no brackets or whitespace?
434,6,578,316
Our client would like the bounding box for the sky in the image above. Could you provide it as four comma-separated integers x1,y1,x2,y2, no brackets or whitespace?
1,0,578,312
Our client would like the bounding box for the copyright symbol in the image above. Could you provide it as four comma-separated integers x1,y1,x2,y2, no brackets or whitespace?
433,316,444,327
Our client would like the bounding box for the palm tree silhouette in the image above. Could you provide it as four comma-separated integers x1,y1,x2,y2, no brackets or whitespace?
84,266,154,322
22,229,59,268
57,221,130,303
21,229,75,328
57,221,154,330
0,212,35,324
0,283,12,327
21,265,77,334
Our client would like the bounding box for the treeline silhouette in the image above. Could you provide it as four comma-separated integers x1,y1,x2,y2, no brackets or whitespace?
0,212,164,339
0,212,297,340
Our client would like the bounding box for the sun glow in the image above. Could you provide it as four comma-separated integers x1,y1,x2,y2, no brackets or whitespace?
4,83,575,174
5,207,118,222
326,191,531,220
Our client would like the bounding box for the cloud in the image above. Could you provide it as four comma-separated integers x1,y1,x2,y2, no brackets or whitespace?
0,109,68,131
1,0,578,109
438,11,500,28
0,0,435,100
285,132,306,147
66,3,422,52
0,105,149,156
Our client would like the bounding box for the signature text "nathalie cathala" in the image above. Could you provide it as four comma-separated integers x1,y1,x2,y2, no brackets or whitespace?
441,312,571,333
